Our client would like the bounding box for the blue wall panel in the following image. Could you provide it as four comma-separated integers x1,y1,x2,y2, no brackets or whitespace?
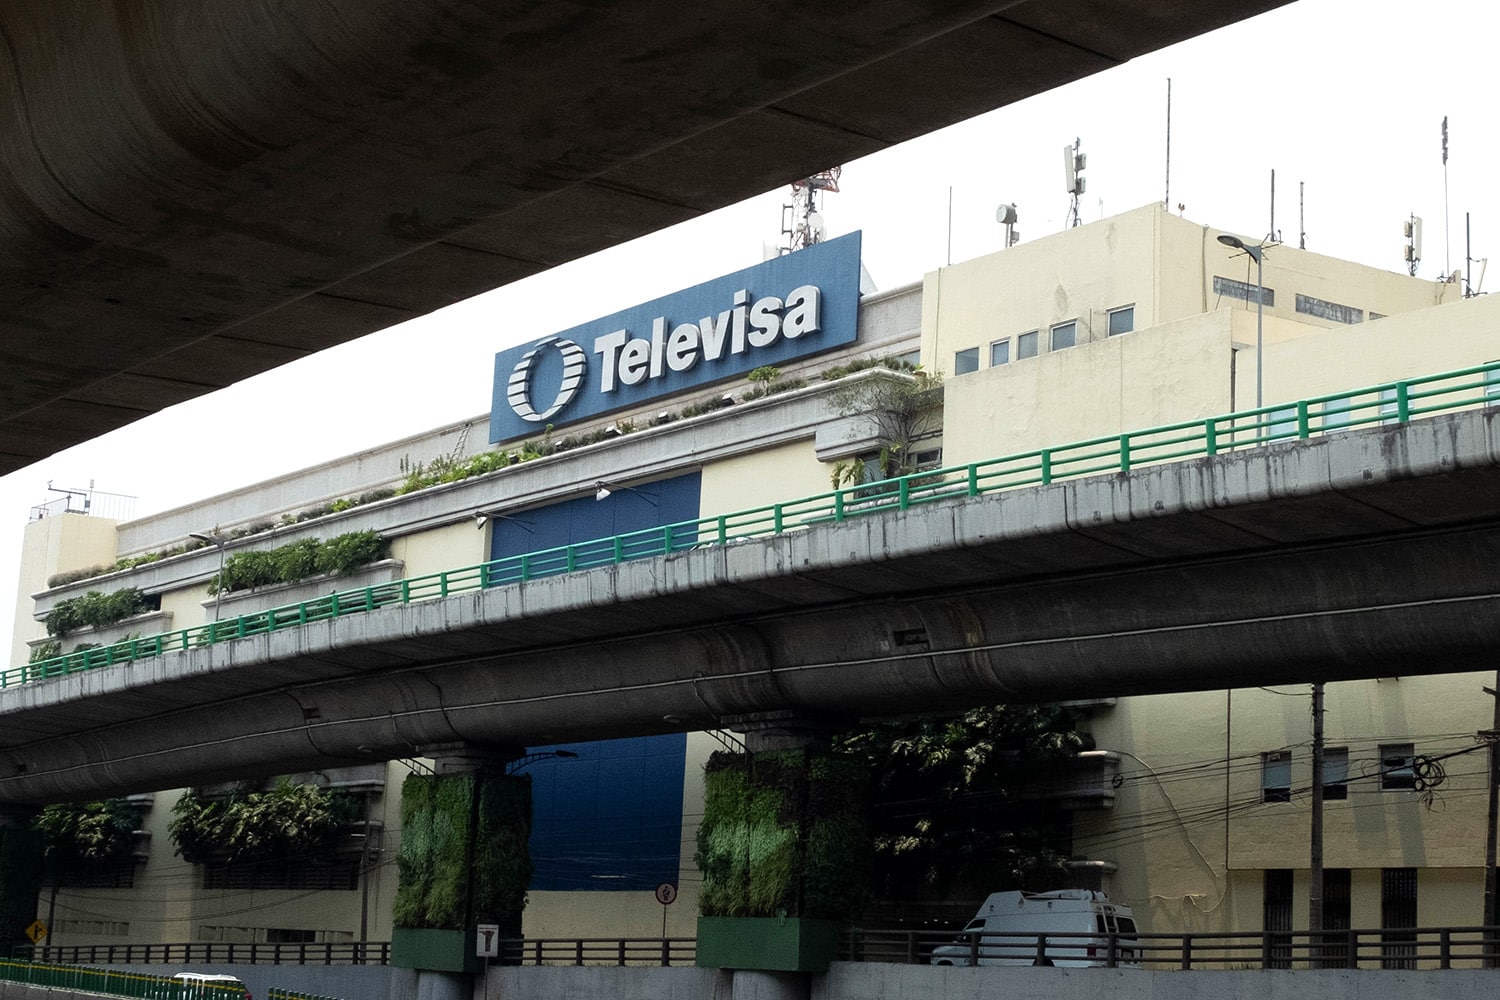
525,734,688,891
490,471,700,890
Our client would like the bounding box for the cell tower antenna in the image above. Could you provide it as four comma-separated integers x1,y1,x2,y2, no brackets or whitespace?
1063,138,1086,227
1404,214,1423,277
780,167,841,254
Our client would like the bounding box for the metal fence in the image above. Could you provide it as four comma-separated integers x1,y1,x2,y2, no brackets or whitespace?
497,937,697,967
19,928,1500,972
6,360,1499,692
843,925,1500,970
22,941,389,967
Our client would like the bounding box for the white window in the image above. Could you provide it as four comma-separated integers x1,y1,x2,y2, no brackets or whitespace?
954,347,979,375
1321,395,1352,432
1262,750,1291,803
1322,747,1349,801
1016,330,1038,360
1107,305,1135,336
1379,387,1399,424
1380,743,1416,791
1050,321,1077,351
1268,405,1298,441
989,339,1011,367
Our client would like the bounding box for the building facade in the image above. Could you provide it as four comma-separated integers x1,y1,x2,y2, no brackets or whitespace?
12,203,1498,949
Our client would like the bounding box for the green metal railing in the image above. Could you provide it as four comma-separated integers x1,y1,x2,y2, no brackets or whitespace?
6,361,1498,692
267,990,343,1000
0,958,246,997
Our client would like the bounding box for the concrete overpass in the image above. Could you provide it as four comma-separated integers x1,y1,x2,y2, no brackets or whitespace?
0,0,1292,472
1,406,1496,804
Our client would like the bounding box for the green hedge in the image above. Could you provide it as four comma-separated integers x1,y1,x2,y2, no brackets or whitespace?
209,530,388,595
696,750,868,921
44,588,152,637
394,772,533,932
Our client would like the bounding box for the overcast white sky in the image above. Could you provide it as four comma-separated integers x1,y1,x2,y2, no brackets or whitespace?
4,0,1497,653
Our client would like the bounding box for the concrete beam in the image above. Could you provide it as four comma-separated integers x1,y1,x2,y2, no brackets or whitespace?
0,0,1291,471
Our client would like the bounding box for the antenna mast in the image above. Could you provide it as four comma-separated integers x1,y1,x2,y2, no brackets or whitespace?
1442,116,1451,278
1164,78,1172,208
1064,138,1086,227
780,167,841,254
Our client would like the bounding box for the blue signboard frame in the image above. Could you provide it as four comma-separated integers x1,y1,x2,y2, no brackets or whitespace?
490,231,862,443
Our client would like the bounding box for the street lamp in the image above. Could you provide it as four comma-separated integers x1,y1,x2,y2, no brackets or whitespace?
189,531,229,622
1216,233,1267,410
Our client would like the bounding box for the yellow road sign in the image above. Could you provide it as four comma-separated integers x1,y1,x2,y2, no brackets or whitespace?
24,920,46,944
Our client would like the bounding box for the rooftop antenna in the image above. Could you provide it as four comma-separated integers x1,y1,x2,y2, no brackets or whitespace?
996,203,1019,248
1063,138,1086,227
1442,116,1451,277
1163,78,1172,208
1404,214,1423,277
1266,169,1281,245
1299,181,1306,250
780,167,840,254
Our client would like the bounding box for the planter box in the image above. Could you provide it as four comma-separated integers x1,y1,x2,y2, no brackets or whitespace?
695,916,842,973
391,927,479,973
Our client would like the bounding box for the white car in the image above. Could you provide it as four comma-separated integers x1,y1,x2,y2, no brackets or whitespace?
930,889,1140,968
171,972,252,999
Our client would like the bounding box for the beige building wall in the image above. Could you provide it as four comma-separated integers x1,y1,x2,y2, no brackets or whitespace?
1078,672,1495,936
700,439,832,518
10,513,120,665
389,522,482,581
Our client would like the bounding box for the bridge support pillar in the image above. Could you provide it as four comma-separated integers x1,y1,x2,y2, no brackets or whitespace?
730,969,811,1000
696,713,866,976
0,804,42,953
391,744,531,977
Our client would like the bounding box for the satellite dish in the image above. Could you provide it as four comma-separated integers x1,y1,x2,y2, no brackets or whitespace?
996,203,1017,225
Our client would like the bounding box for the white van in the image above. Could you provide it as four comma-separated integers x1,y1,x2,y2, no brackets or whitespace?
171,972,252,999
929,889,1140,968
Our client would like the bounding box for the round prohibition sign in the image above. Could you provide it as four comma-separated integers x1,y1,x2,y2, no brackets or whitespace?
655,882,678,905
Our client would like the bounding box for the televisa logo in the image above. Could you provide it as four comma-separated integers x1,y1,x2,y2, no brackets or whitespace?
490,231,861,444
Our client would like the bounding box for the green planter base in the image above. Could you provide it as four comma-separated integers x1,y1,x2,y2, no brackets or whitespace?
391,927,479,973
696,916,842,973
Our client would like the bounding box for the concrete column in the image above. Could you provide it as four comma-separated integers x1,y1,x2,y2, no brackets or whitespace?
697,712,867,980
392,743,532,977
731,970,812,1000
0,805,42,953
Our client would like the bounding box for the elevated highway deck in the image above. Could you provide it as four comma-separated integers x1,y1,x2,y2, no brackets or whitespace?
1,404,1496,803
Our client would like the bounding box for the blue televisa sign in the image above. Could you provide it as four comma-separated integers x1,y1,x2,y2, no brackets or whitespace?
489,231,863,444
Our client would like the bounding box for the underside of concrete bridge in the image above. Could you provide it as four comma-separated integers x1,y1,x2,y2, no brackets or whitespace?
0,0,1291,472
0,408,1496,804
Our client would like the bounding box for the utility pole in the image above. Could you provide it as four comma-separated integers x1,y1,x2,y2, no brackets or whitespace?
1310,682,1326,962
1483,676,1499,965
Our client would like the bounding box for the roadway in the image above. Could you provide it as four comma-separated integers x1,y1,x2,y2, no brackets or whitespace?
0,0,1292,471
0,406,1496,803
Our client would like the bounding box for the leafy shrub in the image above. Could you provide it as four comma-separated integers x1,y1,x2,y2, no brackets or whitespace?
315,530,388,577
28,641,60,663
34,799,141,867
169,780,357,864
209,531,388,595
45,588,153,637
272,538,323,582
